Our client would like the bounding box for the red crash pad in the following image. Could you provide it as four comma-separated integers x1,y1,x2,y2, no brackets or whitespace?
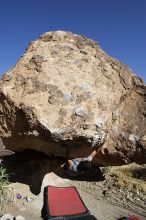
42,185,90,219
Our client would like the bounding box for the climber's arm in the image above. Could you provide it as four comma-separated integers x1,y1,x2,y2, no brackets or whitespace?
67,159,74,166
89,149,98,159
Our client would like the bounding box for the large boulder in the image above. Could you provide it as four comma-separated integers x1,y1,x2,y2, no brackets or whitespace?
0,31,145,165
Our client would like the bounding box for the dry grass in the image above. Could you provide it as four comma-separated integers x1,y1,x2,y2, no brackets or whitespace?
0,166,14,214
103,163,146,193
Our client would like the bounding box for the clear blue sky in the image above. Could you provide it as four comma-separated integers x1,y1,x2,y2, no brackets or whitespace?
0,0,146,82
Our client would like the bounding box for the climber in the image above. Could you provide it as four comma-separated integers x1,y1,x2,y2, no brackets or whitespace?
61,144,100,176
67,148,98,176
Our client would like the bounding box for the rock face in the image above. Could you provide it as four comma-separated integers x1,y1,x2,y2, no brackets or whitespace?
0,31,145,165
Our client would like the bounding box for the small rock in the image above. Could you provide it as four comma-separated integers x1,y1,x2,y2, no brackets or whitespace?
0,214,14,220
15,215,25,220
102,190,107,196
126,194,130,200
136,191,140,195
24,196,34,202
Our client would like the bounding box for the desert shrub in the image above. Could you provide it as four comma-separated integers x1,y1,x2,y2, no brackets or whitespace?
105,164,146,193
0,165,13,213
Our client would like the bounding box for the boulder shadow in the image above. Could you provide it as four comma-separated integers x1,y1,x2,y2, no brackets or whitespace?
56,164,105,182
4,149,104,195
4,149,54,195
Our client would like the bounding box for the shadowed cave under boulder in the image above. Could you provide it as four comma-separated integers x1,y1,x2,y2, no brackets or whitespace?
4,149,104,195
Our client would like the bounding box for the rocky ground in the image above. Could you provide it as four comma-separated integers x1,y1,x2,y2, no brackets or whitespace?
0,151,146,220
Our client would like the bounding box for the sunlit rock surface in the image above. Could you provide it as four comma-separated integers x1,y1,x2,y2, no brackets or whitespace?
0,31,145,165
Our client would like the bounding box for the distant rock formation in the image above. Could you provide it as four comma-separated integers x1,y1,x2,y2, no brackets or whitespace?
0,31,145,165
